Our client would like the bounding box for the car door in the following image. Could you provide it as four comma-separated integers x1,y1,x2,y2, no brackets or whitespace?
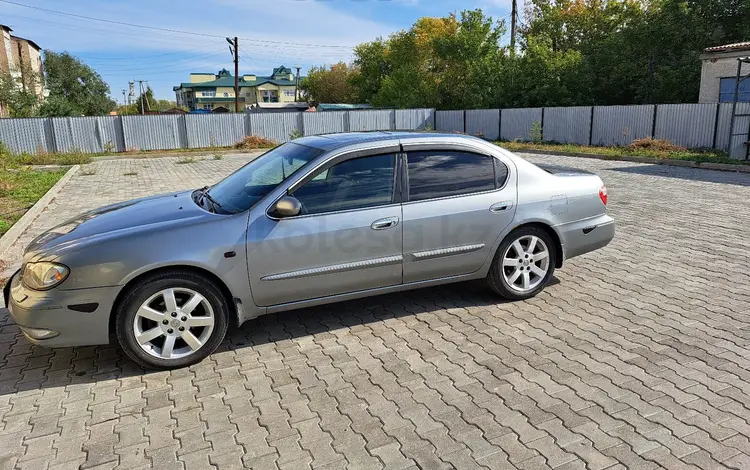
401,146,517,283
246,150,403,307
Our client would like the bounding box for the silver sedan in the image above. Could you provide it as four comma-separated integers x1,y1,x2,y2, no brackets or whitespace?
4,132,614,369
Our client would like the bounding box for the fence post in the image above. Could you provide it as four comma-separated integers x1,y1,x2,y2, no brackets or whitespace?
540,107,546,142
651,104,658,139
588,106,595,146
498,108,502,140
711,103,721,149
463,110,467,134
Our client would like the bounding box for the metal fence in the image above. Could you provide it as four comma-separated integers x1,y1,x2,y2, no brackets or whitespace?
0,103,747,159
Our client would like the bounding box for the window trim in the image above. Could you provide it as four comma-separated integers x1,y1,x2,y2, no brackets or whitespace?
265,147,402,220
403,149,508,204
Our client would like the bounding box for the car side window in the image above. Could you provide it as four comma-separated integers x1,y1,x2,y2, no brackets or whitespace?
406,150,497,202
291,154,396,215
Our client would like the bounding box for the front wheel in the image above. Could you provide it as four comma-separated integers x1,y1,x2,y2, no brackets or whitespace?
116,271,229,369
487,226,556,300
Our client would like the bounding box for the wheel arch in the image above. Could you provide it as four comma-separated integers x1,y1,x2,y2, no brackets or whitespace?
109,265,238,336
502,221,564,269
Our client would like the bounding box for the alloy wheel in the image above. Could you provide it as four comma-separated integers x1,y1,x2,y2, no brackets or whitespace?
501,235,550,292
132,287,215,360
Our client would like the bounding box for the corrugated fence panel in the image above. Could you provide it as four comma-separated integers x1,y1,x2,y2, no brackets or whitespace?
466,109,500,140
395,109,435,130
0,118,55,154
544,107,592,145
349,110,393,131
500,108,543,141
303,111,349,135
716,102,750,159
122,115,187,151
185,114,246,148
436,110,464,133
249,113,302,143
591,105,654,146
654,103,717,148
51,116,125,153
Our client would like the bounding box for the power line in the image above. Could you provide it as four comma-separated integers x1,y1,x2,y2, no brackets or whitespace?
0,0,356,49
91,52,227,71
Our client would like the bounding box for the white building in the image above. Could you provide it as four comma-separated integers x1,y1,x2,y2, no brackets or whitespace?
699,42,750,103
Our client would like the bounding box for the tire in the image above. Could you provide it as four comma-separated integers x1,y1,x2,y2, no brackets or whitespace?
487,226,557,301
115,270,229,369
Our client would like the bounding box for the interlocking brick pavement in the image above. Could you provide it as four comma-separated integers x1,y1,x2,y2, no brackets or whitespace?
1,152,750,469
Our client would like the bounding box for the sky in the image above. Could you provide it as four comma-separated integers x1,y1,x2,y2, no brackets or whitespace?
0,0,516,101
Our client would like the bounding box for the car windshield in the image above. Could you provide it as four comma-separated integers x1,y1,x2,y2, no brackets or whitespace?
202,142,324,213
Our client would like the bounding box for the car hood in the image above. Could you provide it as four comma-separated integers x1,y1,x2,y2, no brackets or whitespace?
26,190,213,258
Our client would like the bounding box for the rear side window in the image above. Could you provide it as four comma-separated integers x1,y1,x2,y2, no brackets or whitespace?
406,150,497,202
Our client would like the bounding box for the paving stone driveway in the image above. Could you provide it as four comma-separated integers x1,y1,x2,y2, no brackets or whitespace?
2,153,750,470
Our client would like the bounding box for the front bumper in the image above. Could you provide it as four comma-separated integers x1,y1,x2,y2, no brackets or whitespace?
557,214,615,261
4,270,119,347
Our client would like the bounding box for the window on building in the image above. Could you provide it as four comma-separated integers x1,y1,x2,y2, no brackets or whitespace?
291,154,396,215
406,150,498,202
284,89,296,97
202,90,216,97
262,90,279,103
203,104,213,110
720,78,750,102
223,92,229,97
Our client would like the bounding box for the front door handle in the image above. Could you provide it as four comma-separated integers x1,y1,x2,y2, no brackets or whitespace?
490,201,513,213
371,216,399,230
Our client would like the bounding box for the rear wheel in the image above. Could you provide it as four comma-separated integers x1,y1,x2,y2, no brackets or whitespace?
487,226,556,300
116,271,229,369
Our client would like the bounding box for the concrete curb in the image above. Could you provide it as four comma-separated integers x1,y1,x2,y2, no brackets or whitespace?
0,164,79,260
514,149,750,174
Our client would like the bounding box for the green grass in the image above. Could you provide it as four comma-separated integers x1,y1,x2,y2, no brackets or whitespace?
496,141,747,165
0,167,66,237
1,150,91,166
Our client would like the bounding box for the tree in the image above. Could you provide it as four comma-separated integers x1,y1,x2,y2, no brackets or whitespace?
42,50,116,116
0,73,39,117
300,62,360,105
352,10,505,110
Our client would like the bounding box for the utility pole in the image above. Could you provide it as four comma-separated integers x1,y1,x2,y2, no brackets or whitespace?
122,89,127,106
647,55,655,104
227,37,239,112
294,66,301,102
510,0,517,55
128,81,135,105
137,80,149,115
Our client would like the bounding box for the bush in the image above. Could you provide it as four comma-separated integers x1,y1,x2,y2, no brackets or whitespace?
234,136,277,150
627,137,685,152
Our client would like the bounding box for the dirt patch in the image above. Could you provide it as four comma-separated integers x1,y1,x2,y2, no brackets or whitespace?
234,136,277,150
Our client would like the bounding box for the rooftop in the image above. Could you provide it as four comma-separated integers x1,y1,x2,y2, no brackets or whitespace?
704,42,750,53
11,36,41,50
174,66,303,90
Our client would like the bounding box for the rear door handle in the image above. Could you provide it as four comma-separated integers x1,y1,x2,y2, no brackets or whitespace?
371,216,399,230
490,201,513,213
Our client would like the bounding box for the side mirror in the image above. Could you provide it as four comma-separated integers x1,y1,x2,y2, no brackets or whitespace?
273,196,302,217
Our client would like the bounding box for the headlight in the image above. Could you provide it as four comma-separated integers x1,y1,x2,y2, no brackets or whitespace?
21,262,70,290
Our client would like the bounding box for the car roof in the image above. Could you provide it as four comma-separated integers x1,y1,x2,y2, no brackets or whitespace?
293,131,484,151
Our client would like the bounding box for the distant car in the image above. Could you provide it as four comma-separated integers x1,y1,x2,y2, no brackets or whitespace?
4,132,614,369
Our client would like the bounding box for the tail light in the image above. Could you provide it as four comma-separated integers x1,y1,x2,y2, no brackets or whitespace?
599,185,608,206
